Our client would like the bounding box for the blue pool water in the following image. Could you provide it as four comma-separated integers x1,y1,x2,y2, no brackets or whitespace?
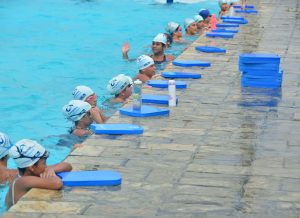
0,0,219,213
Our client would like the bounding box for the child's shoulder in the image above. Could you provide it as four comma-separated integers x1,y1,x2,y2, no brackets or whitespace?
0,168,17,184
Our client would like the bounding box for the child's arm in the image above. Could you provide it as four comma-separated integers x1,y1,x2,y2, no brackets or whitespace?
121,42,130,59
6,175,63,207
90,107,104,123
46,162,72,174
40,162,72,179
20,175,63,192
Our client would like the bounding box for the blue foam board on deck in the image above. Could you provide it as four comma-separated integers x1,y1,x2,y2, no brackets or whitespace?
57,170,122,186
216,23,240,28
239,63,280,71
119,105,170,117
142,94,178,105
242,69,283,77
241,80,282,88
212,28,239,33
162,71,201,79
147,80,187,89
243,70,283,80
91,124,143,135
233,5,255,9
206,32,235,38
235,9,258,14
195,46,226,53
222,19,248,24
241,73,282,88
239,54,280,63
221,16,245,20
172,60,211,67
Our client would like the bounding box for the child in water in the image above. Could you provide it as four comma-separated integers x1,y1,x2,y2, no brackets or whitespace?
5,139,72,208
0,132,17,184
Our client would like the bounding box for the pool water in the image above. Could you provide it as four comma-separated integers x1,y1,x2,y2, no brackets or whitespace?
0,0,219,213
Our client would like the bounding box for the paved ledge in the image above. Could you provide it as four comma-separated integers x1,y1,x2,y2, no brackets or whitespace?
5,0,300,217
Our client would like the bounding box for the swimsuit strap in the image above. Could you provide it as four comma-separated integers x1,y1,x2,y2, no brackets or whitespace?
163,55,167,62
11,174,21,205
153,55,167,64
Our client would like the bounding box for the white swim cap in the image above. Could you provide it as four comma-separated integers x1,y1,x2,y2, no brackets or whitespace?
107,74,133,95
228,0,239,4
0,132,12,159
72,85,94,101
219,0,227,6
62,100,91,122
153,33,167,45
9,139,48,168
184,18,195,30
165,22,180,35
136,55,154,71
194,15,204,23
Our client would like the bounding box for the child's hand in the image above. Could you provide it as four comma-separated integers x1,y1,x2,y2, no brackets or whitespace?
121,42,130,54
40,168,56,178
152,73,161,79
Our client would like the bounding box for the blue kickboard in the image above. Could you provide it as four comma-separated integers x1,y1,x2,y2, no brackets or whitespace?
221,16,245,20
119,105,170,117
172,60,211,67
239,54,280,63
241,80,282,88
222,19,248,24
235,9,258,14
91,124,143,135
233,5,255,9
239,63,280,72
216,23,239,28
206,32,234,38
57,170,122,186
195,46,226,53
212,28,239,33
147,80,187,89
242,69,283,77
162,71,201,79
243,70,283,80
142,94,178,105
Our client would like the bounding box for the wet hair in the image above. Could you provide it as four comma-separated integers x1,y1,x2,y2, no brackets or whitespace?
165,33,173,45
0,155,7,162
18,161,40,174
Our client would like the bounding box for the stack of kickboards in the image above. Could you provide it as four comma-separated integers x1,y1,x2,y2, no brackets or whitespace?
239,54,283,88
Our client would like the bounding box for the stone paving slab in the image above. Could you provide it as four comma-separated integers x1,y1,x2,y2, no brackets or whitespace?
5,0,300,217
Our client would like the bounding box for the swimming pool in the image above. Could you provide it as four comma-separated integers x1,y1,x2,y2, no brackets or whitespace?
0,0,219,213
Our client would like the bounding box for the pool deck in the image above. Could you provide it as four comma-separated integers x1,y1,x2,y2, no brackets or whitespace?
4,0,300,217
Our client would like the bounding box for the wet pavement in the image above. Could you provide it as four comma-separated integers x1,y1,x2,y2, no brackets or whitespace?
4,0,300,217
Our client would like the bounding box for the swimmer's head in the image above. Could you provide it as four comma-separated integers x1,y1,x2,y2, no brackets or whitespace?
194,15,204,23
62,100,91,122
72,85,94,101
0,132,12,160
136,55,155,71
199,9,211,20
107,74,133,96
9,139,48,169
218,0,228,7
153,33,167,45
184,18,196,30
227,0,238,5
165,22,180,35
